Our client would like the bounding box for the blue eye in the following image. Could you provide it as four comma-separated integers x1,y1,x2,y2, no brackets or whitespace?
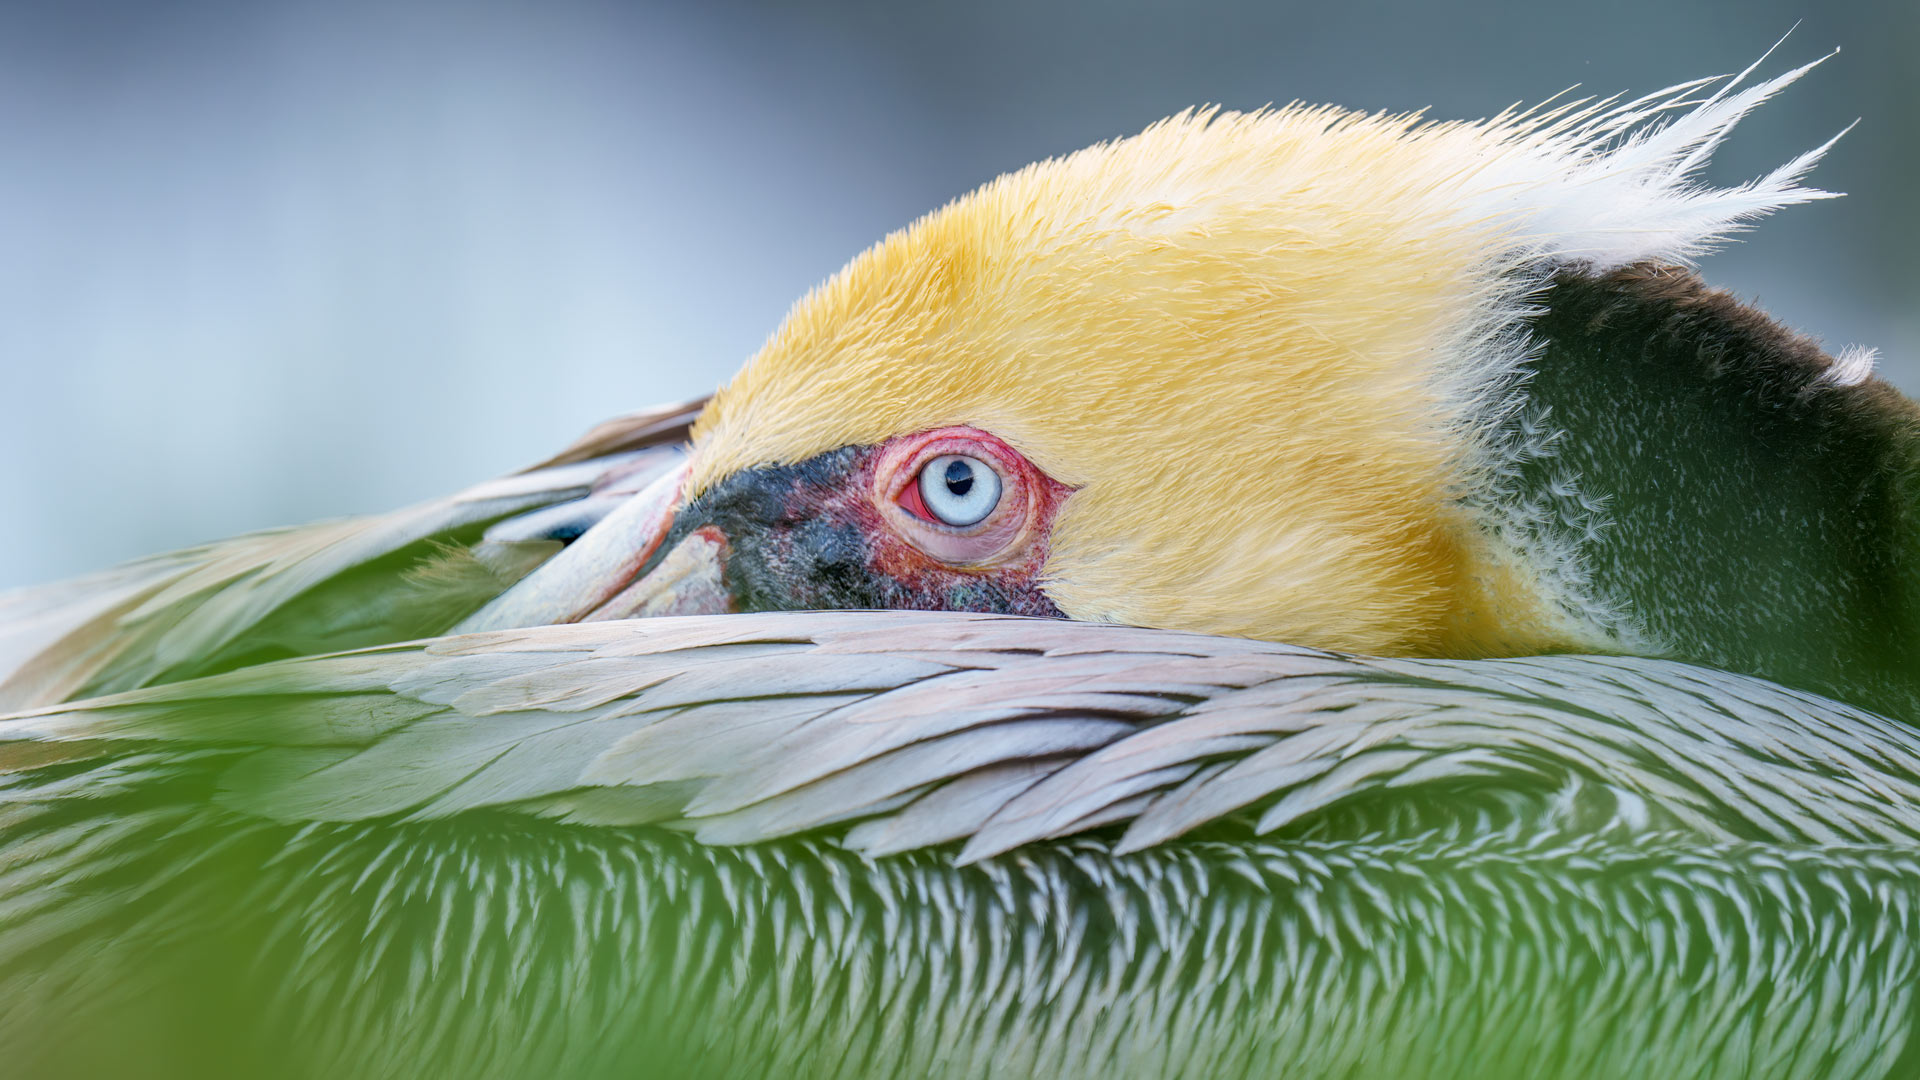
918,455,1001,526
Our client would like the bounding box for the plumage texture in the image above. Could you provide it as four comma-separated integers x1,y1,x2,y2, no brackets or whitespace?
0,55,1910,1080
8,611,1919,854
5,613,1920,1077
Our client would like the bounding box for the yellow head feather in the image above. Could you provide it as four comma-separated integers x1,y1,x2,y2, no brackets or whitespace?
688,64,1834,657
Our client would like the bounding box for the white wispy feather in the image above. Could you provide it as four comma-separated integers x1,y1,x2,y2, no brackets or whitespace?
1465,47,1845,270
1823,343,1880,387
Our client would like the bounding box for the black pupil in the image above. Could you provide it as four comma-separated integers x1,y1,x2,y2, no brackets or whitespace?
943,459,974,497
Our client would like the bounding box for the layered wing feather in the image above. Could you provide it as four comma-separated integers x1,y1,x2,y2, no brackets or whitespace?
8,610,1920,857
0,399,702,711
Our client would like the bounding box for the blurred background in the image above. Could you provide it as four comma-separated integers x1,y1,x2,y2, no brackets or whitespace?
1,0,1914,588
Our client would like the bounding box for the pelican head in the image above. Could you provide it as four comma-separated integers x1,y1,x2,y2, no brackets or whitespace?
462,55,1919,719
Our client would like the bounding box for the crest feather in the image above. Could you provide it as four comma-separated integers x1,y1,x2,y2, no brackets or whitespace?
1461,50,1840,269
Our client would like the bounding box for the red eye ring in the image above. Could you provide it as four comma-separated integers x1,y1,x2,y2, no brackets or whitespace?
871,427,1048,568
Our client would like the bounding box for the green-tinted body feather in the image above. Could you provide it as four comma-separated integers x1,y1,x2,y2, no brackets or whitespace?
1521,266,1920,720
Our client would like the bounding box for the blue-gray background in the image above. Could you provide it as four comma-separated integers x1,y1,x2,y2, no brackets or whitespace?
3,0,1914,588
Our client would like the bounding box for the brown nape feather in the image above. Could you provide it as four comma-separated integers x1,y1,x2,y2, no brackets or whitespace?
1521,264,1920,722
1602,264,1897,389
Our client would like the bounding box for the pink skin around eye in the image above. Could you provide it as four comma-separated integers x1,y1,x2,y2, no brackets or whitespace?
870,427,1070,571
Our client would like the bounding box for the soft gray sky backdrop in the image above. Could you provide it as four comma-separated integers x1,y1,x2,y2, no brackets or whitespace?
2,0,1914,587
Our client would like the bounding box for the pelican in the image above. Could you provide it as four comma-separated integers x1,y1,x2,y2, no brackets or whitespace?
1,53,1916,1079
